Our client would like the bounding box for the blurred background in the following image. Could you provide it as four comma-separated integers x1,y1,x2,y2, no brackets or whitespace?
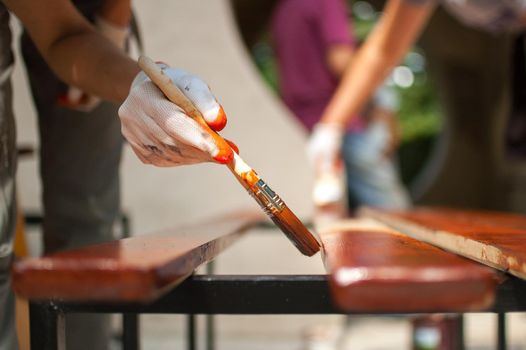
11,0,526,349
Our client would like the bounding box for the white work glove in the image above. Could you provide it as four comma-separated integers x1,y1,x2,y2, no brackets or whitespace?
58,16,129,111
307,123,346,206
118,64,233,167
306,123,345,173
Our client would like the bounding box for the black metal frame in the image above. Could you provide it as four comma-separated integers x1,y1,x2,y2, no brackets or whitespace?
28,274,526,350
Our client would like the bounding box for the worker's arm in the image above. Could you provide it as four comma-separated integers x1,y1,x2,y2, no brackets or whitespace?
306,0,356,172
60,0,132,110
4,0,137,103
307,0,434,170
5,0,231,166
321,0,435,126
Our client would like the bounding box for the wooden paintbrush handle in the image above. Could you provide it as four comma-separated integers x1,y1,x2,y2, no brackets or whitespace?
137,55,231,158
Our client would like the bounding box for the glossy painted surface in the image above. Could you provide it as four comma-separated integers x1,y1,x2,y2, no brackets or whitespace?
12,211,265,302
361,207,526,279
319,219,498,312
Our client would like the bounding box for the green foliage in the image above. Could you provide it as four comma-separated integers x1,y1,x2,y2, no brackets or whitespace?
252,40,280,93
396,72,442,142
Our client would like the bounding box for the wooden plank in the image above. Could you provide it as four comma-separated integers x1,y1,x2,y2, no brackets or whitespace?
12,210,265,302
360,207,526,280
319,219,499,312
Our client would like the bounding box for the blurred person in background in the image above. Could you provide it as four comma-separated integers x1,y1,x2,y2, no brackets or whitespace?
272,1,411,346
271,0,410,218
1,1,231,349
312,0,526,184
19,1,132,348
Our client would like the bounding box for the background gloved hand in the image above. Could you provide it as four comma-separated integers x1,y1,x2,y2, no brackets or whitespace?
58,16,129,111
307,123,346,206
118,64,233,167
306,122,344,173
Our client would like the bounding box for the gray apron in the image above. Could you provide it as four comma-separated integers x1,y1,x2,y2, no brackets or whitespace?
0,3,18,350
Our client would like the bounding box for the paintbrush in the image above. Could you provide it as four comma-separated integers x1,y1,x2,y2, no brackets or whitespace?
138,56,320,256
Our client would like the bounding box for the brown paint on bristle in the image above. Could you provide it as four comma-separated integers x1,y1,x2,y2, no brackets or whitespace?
236,167,319,256
271,206,320,256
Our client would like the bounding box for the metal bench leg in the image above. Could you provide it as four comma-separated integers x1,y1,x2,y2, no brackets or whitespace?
206,313,214,350
187,314,197,350
497,313,507,350
122,313,140,350
30,302,65,350
455,314,465,350
206,260,216,350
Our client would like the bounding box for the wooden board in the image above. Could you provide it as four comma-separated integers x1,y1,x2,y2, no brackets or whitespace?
12,210,265,302
360,207,526,280
319,219,499,312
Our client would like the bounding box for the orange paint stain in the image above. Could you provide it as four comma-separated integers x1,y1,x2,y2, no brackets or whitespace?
208,105,227,131
241,170,259,187
213,147,234,164
226,139,239,154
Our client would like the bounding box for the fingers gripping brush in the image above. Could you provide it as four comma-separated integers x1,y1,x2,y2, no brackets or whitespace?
138,56,320,256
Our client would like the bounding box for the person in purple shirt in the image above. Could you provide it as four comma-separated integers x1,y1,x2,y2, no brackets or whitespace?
271,0,410,211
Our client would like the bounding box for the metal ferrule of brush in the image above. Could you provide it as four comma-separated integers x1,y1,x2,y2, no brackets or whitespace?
249,179,285,215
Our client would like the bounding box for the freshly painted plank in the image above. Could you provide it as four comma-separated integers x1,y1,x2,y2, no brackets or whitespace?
319,219,498,312
360,207,526,280
13,210,264,302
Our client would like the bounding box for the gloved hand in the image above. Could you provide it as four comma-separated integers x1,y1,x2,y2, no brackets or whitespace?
58,16,129,111
118,64,233,167
306,122,345,173
307,123,346,207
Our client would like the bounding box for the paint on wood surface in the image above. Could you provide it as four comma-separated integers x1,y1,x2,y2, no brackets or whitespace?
360,207,526,280
319,219,498,312
12,210,265,302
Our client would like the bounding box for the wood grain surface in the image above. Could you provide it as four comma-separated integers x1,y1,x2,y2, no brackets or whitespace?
360,207,526,280
319,219,499,312
12,210,265,302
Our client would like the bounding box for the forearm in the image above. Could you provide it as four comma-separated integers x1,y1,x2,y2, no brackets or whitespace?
5,0,139,103
321,0,434,126
322,45,394,125
45,31,139,103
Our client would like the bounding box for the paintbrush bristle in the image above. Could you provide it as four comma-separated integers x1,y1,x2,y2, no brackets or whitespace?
271,206,320,256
